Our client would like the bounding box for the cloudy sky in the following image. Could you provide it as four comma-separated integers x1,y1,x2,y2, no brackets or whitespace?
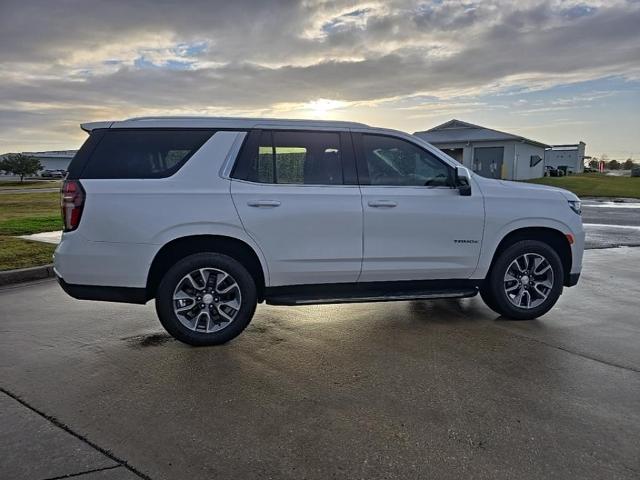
1,0,639,158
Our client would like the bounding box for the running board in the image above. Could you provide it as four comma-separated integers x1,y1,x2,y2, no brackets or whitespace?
265,286,478,306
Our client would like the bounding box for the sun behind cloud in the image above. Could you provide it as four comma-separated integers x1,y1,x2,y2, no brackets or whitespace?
306,99,348,118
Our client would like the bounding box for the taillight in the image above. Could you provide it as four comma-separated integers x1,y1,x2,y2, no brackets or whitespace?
61,180,85,231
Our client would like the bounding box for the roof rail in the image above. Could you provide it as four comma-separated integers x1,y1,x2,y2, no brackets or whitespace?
121,116,369,127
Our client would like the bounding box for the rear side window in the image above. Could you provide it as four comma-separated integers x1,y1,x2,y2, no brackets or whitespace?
80,130,214,179
239,130,344,185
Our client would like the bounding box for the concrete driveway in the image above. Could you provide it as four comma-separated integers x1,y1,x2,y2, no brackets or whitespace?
1,248,639,480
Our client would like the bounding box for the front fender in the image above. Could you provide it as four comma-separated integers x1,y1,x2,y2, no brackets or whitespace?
472,217,575,279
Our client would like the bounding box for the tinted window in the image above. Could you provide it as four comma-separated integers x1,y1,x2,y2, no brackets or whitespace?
255,131,275,183
81,130,214,179
246,131,344,185
362,134,452,187
66,130,106,179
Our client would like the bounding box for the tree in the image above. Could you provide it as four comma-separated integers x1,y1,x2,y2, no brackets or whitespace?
607,159,620,170
588,159,599,169
623,158,635,170
0,153,42,182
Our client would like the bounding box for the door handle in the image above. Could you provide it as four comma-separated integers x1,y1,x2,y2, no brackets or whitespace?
247,200,281,208
368,200,397,208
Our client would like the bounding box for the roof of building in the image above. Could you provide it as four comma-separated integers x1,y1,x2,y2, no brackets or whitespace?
547,142,585,150
414,119,550,148
22,150,77,158
81,116,370,132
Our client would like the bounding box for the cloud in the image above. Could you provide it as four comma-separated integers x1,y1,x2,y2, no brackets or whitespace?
0,0,639,151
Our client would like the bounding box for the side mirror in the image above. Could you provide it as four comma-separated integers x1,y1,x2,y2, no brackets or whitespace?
455,166,472,196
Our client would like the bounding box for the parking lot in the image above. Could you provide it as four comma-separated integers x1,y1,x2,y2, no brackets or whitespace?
1,245,639,479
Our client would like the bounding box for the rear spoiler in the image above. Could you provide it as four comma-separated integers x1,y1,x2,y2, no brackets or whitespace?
80,121,114,133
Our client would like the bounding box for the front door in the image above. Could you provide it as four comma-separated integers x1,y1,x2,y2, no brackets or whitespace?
355,133,485,282
231,129,363,286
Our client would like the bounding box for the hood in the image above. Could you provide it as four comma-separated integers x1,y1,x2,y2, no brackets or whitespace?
474,176,580,202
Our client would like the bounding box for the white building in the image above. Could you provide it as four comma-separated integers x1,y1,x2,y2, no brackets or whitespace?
22,150,76,171
414,119,549,180
544,142,586,174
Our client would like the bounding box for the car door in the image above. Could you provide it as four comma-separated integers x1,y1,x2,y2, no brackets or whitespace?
230,129,363,286
354,132,485,282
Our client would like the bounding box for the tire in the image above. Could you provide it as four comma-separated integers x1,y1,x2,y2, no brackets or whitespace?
155,253,257,346
483,240,564,320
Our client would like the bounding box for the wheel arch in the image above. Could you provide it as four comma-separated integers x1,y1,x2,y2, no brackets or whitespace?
146,235,267,301
487,227,573,286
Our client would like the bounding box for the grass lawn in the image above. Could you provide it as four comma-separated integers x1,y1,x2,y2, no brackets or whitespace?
0,216,62,235
0,192,62,235
0,191,61,270
0,236,56,271
0,180,61,189
526,174,640,199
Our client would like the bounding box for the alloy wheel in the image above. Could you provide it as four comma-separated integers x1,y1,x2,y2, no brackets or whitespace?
172,268,242,333
503,253,554,309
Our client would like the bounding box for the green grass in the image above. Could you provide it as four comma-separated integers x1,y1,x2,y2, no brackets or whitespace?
0,236,56,271
526,174,640,199
0,191,61,270
0,180,61,189
0,215,62,235
0,192,60,222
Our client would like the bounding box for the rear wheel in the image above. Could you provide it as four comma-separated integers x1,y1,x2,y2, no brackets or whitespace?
483,240,564,320
155,253,257,345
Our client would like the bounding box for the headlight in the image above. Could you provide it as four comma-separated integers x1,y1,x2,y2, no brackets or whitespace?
568,200,581,215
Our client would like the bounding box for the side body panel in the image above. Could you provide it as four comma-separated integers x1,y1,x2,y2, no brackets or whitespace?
358,184,485,281
230,181,363,286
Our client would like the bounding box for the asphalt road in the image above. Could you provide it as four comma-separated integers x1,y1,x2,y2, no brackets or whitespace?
582,199,640,227
1,247,639,480
582,199,640,249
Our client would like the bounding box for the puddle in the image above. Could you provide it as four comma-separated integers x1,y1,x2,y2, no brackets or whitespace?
124,332,174,347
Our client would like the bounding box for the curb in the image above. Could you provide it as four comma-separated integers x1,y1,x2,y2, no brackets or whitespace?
0,264,55,286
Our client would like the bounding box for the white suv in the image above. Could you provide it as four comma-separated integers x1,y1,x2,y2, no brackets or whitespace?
55,117,584,345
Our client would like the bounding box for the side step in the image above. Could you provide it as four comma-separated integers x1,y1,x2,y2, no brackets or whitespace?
265,283,478,306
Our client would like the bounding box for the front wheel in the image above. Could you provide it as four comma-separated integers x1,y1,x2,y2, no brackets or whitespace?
155,253,257,346
483,240,564,320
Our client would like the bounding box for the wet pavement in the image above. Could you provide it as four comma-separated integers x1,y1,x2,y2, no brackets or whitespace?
582,198,640,226
582,198,640,249
1,247,639,479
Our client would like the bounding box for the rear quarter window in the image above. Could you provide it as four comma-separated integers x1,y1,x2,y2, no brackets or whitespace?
80,129,215,179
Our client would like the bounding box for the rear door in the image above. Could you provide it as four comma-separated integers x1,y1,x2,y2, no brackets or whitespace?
355,132,485,282
230,129,363,286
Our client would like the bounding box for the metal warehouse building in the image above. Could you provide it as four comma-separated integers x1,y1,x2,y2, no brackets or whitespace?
414,119,549,180
22,150,76,171
544,142,586,174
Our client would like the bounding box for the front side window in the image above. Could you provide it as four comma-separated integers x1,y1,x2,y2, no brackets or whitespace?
246,131,344,185
81,129,214,179
361,134,453,187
